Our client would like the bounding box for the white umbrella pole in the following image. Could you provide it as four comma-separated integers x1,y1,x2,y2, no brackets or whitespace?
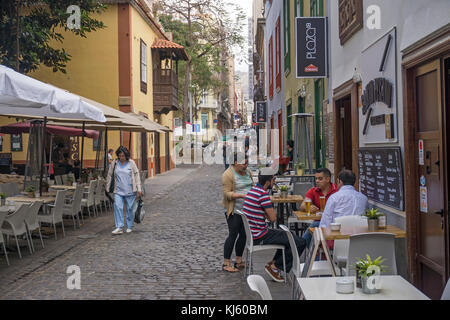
39,117,47,197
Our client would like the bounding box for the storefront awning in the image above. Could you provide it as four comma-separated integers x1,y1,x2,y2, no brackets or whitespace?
0,121,99,139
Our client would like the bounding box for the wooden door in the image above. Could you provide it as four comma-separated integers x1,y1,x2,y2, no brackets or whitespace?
154,132,160,175
414,59,447,299
141,132,148,171
278,111,282,157
336,96,352,172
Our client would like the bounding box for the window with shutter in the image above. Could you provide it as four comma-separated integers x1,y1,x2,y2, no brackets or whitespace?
140,39,147,94
284,0,290,74
269,36,274,99
275,17,281,91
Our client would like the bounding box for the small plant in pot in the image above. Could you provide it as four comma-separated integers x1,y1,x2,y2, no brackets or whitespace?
363,208,380,231
41,181,49,193
0,192,6,206
25,186,36,198
295,162,305,176
355,254,387,294
279,185,289,198
66,176,74,186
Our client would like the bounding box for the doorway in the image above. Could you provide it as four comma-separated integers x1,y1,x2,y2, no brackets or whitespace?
154,132,160,175
141,132,148,172
409,58,449,299
336,95,353,171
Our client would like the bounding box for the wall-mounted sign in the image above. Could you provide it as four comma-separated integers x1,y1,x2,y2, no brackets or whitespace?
360,28,397,144
420,186,428,213
296,17,328,78
418,139,424,165
10,133,22,152
256,101,267,123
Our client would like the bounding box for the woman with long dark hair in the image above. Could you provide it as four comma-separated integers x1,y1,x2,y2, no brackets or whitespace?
106,146,142,234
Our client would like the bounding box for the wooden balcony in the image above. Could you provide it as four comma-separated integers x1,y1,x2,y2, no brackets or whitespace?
153,68,179,114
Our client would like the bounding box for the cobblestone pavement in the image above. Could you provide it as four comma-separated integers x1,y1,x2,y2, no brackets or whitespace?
0,164,291,300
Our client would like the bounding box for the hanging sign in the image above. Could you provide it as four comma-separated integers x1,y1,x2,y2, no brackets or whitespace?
256,101,267,123
420,186,428,213
418,139,424,165
296,17,328,78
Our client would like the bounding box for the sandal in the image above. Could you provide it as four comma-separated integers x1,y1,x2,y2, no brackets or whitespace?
222,263,239,273
234,261,248,270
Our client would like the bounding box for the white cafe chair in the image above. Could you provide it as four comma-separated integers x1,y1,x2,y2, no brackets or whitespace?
247,275,272,300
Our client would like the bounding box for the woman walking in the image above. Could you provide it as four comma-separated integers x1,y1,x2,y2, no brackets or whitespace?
106,146,142,235
222,153,253,272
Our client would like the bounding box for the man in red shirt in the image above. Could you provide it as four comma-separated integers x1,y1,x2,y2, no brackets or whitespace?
300,168,338,246
300,168,338,213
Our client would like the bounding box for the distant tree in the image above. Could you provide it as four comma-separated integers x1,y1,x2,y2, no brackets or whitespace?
0,0,107,74
155,0,245,128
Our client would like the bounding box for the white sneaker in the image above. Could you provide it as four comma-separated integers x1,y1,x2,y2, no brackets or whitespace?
126,228,132,233
112,228,123,235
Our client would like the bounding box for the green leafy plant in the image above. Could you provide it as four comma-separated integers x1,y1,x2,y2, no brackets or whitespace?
363,208,380,220
0,192,6,199
280,185,289,192
355,254,388,278
25,185,36,193
295,162,305,170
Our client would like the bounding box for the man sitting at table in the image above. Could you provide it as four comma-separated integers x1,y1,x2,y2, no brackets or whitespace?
242,167,306,283
319,169,368,228
300,168,338,246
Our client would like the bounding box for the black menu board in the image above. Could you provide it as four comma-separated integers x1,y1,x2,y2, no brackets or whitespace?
358,147,404,211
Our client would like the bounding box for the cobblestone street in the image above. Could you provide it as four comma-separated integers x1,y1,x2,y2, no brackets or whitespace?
0,164,290,300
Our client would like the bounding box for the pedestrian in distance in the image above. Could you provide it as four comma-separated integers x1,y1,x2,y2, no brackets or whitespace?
106,146,142,235
222,152,254,272
108,149,114,165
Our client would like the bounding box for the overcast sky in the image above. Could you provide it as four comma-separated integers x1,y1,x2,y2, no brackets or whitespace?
226,0,253,72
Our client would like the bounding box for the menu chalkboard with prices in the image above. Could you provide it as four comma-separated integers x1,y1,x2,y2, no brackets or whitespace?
358,147,404,211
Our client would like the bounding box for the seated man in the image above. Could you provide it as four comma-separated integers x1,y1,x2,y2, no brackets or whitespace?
301,168,339,246
242,168,306,283
319,169,368,228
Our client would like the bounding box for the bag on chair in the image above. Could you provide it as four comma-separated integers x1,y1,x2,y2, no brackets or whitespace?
133,198,145,223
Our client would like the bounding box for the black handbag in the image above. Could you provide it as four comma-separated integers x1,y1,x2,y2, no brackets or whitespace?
133,198,145,224
108,161,117,193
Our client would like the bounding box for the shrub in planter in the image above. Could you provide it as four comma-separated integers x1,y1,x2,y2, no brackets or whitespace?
0,192,6,206
25,186,36,198
279,185,289,198
362,208,380,231
355,254,387,294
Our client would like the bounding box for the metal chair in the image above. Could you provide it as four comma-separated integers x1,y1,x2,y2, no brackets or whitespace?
287,182,314,235
1,203,33,258
279,224,337,299
61,174,68,185
0,211,10,265
55,175,63,185
62,184,83,229
38,190,67,240
345,232,397,276
333,215,368,274
3,182,21,197
247,275,272,300
24,200,44,252
235,210,286,283
81,180,97,218
94,178,105,215
441,278,450,300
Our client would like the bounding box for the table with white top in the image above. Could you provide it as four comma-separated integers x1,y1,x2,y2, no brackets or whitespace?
297,276,430,300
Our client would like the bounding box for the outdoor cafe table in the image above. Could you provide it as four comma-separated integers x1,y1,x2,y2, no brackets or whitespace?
296,276,430,300
6,196,56,204
270,194,304,227
320,225,406,240
49,185,77,191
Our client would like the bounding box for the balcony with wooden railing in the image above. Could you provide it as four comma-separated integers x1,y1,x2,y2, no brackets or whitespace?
153,68,179,114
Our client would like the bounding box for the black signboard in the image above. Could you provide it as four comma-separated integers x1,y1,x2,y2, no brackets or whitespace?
296,17,328,78
358,147,404,211
256,101,267,123
10,133,22,152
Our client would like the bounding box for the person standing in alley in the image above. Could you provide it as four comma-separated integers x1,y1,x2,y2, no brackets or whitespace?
106,146,142,235
222,152,253,272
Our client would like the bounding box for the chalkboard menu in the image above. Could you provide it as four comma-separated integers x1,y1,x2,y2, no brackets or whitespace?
358,147,404,211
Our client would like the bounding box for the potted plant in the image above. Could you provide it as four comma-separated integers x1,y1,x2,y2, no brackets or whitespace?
279,185,289,198
25,185,36,198
41,181,49,193
295,162,305,176
92,172,99,180
363,208,380,231
355,254,387,294
0,192,6,206
66,176,74,186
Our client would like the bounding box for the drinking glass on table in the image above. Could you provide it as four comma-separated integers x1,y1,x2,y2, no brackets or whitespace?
305,198,312,215
319,196,326,214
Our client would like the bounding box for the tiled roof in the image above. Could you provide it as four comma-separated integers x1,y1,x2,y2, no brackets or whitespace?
151,39,185,50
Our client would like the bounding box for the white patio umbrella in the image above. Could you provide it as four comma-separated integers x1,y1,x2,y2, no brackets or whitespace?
0,65,106,122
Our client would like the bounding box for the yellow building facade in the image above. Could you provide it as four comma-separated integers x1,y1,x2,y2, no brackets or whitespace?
1,1,185,177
